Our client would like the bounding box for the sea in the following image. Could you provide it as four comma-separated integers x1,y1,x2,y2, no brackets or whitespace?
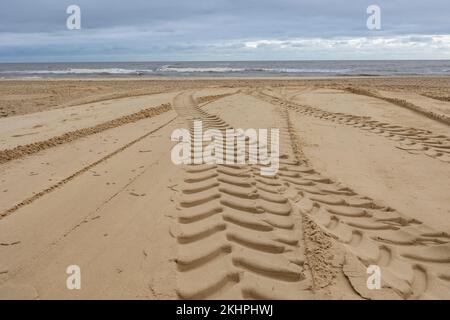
1,60,450,78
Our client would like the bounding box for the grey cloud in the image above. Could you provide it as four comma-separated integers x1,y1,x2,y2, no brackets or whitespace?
0,0,449,61
2,0,449,35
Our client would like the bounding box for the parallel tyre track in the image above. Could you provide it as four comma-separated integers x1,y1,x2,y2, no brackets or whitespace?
250,89,450,299
257,90,450,164
0,112,177,220
171,92,314,299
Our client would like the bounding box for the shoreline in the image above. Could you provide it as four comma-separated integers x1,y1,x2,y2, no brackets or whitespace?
2,74,450,81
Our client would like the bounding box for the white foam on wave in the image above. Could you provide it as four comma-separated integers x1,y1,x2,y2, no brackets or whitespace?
157,66,247,73
157,65,351,74
0,68,151,75
2,63,448,76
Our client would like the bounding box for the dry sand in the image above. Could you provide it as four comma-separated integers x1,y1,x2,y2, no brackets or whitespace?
0,77,449,300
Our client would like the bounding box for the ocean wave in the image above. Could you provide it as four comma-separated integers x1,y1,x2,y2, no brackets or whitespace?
157,66,247,73
262,67,351,74
2,63,449,77
0,68,152,75
156,65,351,74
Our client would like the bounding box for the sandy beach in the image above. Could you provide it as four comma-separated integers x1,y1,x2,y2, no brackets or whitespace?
0,76,449,300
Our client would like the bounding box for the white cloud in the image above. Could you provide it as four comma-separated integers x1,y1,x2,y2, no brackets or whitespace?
1,28,450,61
243,35,450,51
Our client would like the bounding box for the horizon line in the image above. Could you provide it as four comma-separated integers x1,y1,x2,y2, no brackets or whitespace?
1,58,450,64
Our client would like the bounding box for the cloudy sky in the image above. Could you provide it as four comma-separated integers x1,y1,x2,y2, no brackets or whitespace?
1,0,449,62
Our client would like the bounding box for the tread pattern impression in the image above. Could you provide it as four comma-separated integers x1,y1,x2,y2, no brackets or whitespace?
252,88,450,299
171,92,314,300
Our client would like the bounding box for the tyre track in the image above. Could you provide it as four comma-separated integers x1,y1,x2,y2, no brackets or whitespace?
344,87,450,126
0,103,171,165
171,91,314,300
249,88,450,299
0,112,177,220
257,90,450,164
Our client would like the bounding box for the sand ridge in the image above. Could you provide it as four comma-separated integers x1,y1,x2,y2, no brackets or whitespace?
0,103,171,165
259,91,450,163
345,87,450,126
